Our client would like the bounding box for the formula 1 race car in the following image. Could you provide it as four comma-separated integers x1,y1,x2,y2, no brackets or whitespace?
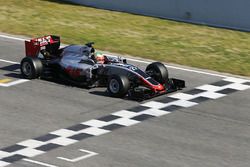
20,35,185,100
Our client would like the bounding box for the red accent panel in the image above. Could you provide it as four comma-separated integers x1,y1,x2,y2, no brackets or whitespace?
24,35,60,57
140,77,165,92
25,40,40,57
65,67,81,78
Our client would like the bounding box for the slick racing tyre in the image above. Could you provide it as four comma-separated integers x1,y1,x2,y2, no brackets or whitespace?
108,75,130,98
146,62,168,84
21,57,43,79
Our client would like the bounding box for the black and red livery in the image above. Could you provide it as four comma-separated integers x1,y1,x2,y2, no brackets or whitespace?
20,35,185,100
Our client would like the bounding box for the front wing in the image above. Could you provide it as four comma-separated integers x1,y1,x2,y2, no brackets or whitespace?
128,78,185,101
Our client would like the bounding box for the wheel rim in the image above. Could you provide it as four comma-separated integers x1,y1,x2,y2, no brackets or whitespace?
22,62,32,76
109,79,120,93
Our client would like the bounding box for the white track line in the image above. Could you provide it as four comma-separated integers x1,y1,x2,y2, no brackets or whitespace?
0,59,19,64
57,149,98,162
23,159,58,167
0,34,25,41
0,57,28,88
125,58,227,78
0,34,241,78
0,79,29,87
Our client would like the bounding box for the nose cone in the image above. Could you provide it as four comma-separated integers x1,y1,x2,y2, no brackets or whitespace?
155,84,164,91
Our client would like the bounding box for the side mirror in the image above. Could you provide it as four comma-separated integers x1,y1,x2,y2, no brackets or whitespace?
85,42,95,47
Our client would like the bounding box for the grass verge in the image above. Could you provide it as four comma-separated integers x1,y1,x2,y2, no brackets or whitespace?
0,0,250,76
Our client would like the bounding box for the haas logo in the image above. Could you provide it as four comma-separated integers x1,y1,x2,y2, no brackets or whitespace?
37,36,51,45
65,67,81,78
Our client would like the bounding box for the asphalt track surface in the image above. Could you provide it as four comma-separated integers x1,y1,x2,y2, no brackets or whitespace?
0,34,250,167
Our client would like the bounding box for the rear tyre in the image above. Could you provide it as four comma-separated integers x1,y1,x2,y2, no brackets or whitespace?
146,62,168,84
107,75,130,98
20,57,43,79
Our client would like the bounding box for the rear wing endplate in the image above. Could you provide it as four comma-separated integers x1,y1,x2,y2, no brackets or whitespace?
25,35,60,57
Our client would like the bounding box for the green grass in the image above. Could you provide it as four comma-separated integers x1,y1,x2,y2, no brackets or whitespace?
1,0,250,76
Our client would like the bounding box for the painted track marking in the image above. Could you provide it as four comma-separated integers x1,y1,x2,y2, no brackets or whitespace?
23,159,58,167
0,59,19,65
0,35,25,41
1,34,250,166
57,149,98,162
0,79,29,87
0,79,12,84
125,57,227,78
0,58,29,87
0,77,249,167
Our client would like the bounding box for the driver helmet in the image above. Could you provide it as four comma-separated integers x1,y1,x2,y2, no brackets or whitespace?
95,52,105,64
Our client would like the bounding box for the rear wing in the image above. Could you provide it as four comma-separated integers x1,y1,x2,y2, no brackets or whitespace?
25,35,60,57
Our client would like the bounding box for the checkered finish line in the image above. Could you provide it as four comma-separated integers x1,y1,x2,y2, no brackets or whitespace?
0,77,250,167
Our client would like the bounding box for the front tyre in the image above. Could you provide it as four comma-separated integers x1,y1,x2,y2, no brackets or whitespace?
20,57,43,79
146,62,168,84
107,75,130,98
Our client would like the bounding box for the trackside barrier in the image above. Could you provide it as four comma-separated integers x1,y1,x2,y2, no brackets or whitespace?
64,0,250,32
